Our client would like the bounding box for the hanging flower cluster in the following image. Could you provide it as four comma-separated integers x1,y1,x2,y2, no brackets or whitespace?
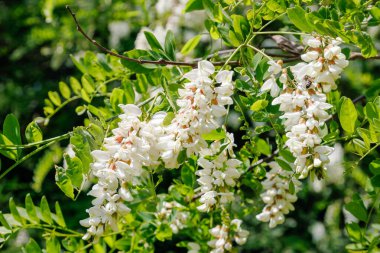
159,61,234,168
80,61,243,244
196,134,241,212
207,219,249,253
258,35,349,227
262,36,348,179
80,105,166,240
256,161,301,228
156,201,189,234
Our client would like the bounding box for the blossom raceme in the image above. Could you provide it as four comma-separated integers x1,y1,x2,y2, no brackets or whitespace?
263,35,348,180
257,35,348,228
80,61,242,244
207,219,249,253
256,161,301,228
80,105,167,240
196,133,241,212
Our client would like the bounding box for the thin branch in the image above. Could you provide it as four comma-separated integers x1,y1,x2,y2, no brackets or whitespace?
349,52,380,61
66,6,238,68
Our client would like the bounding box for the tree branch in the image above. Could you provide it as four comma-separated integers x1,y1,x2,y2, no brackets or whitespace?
66,6,239,68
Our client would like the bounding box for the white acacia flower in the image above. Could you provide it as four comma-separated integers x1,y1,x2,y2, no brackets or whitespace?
256,161,301,228
261,76,280,97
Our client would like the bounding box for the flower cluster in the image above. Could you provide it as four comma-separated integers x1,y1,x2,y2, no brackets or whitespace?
262,36,348,179
258,36,348,228
159,61,232,168
81,61,240,241
256,161,301,228
208,219,249,253
196,134,241,212
80,105,166,240
156,201,189,234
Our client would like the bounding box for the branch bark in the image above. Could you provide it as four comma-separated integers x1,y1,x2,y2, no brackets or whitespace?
66,6,239,68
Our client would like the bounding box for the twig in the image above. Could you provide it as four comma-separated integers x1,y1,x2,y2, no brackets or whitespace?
66,6,238,68
349,52,380,61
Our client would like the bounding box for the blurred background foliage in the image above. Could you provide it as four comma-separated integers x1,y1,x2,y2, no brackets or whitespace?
1,0,380,252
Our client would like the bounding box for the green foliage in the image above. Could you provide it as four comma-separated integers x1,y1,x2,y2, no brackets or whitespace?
0,0,380,252
0,195,72,250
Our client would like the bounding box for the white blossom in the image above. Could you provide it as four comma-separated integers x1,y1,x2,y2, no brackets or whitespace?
208,219,249,252
256,161,301,228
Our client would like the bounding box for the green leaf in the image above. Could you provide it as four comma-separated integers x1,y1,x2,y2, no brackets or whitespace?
228,30,241,47
3,114,21,146
55,166,75,200
69,77,82,95
87,123,105,147
287,6,313,33
80,89,91,103
110,88,129,113
256,138,271,156
164,30,176,60
75,106,86,115
181,35,202,55
59,81,71,100
155,223,173,241
9,197,23,225
250,99,268,112
289,180,295,194
370,159,380,175
144,31,164,51
40,196,53,224
163,112,175,126
279,149,296,163
64,154,83,188
46,236,61,253
70,128,93,174
25,194,39,223
370,6,380,20
121,79,136,104
54,201,66,227
184,0,203,12
275,158,293,172
201,128,226,141
0,133,17,160
181,163,195,187
0,211,11,229
347,31,378,58
22,239,42,253
62,237,79,251
25,121,43,144
339,97,357,134
371,175,380,187
48,91,61,106
70,54,86,74
81,74,95,94
121,49,156,74
345,200,367,222
346,223,362,242
3,114,21,158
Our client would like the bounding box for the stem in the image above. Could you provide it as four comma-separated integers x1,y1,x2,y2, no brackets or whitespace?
221,45,243,70
252,31,308,36
66,6,238,68
358,143,380,162
0,138,68,180
0,133,71,150
246,44,273,61
364,189,380,238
